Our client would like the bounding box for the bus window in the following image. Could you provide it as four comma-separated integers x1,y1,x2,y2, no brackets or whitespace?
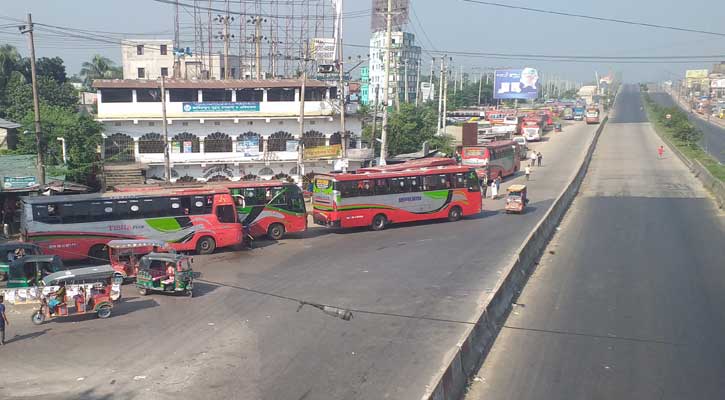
374,179,389,195
337,181,357,198
288,187,306,213
216,205,237,223
407,176,421,192
467,171,480,191
452,173,467,189
357,180,374,197
423,174,449,191
270,187,289,206
388,177,408,194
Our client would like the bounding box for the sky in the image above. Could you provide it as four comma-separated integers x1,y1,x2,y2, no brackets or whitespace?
1,0,723,83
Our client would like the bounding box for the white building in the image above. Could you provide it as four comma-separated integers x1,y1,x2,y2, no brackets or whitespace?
368,31,421,106
92,79,372,184
121,39,251,80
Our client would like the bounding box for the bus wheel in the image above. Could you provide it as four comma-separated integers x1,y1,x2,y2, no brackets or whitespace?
448,206,462,222
89,244,109,263
371,214,388,231
196,236,216,255
267,223,285,241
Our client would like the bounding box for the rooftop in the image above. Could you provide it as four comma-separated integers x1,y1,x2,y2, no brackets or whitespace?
92,79,330,90
0,118,21,129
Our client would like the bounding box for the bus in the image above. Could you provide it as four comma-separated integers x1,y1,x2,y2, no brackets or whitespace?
358,157,456,173
460,140,521,181
225,181,307,240
21,188,243,261
312,165,482,231
585,108,600,124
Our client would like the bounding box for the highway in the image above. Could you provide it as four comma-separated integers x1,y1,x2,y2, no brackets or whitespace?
466,85,725,400
649,90,725,163
1,121,602,399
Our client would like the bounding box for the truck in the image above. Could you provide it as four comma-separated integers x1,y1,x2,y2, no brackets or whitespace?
563,107,574,120
573,107,585,121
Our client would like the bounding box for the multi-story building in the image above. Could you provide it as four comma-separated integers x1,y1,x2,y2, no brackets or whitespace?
122,39,250,80
368,31,421,106
360,66,370,105
92,79,372,184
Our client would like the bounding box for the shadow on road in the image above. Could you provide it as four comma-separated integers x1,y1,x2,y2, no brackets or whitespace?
7,328,51,344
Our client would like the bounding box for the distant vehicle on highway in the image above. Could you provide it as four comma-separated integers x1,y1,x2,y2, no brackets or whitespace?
563,107,574,120
512,136,529,159
585,108,600,124
312,165,482,231
460,140,521,180
573,107,585,121
522,120,542,141
22,187,244,261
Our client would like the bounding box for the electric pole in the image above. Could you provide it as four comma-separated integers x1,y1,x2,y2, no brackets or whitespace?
379,0,393,166
415,60,421,106
437,56,444,131
478,71,483,105
453,61,458,97
337,2,346,159
404,59,409,103
460,65,464,91
443,60,449,135
371,85,379,150
215,14,235,79
20,13,45,186
429,57,435,104
298,43,308,183
250,16,264,79
160,76,171,183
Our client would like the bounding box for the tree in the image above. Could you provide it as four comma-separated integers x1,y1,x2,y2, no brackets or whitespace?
80,54,122,87
32,56,68,83
3,74,77,122
0,45,23,118
383,103,454,156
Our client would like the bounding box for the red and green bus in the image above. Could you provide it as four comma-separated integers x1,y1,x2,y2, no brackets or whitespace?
21,188,243,261
312,165,482,230
460,140,521,181
225,181,307,240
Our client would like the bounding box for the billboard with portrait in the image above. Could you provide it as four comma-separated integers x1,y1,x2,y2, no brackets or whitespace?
494,68,540,100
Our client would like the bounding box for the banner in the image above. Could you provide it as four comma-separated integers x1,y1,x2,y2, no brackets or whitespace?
311,38,336,64
3,176,37,190
183,141,193,153
182,102,260,113
685,69,708,79
304,144,342,160
237,135,260,157
494,68,540,100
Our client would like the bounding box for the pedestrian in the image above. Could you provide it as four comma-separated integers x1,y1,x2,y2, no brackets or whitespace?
657,145,664,159
481,176,488,198
490,179,498,199
495,175,501,196
0,295,8,345
537,151,543,167
525,165,531,181
529,151,537,167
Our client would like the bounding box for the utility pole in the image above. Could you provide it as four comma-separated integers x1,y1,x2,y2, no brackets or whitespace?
298,43,308,182
478,71,483,105
160,76,171,183
459,65,464,91
415,60,421,106
371,85,379,149
453,61,458,97
21,13,44,186
443,60,449,135
428,57,435,104
404,59,409,103
337,3,346,159
379,0,393,166
252,17,263,79
437,56,444,131
207,0,213,78
215,14,234,79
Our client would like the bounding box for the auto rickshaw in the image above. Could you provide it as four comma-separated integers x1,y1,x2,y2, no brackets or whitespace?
31,265,124,324
6,255,64,288
505,184,529,214
107,239,173,280
0,241,42,281
136,252,194,297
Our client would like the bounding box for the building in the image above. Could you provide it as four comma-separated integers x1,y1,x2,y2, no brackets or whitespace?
121,39,251,80
92,79,372,185
360,66,370,105
0,118,20,150
368,31,421,106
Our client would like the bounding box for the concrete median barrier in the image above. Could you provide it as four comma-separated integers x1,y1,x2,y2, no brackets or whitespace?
423,115,610,400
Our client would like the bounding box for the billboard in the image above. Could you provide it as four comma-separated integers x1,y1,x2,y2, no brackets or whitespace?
311,38,336,63
494,68,540,100
304,144,342,160
685,69,708,79
711,79,725,89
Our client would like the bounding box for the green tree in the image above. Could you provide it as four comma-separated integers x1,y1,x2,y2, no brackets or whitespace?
80,54,122,87
3,74,77,122
0,45,23,118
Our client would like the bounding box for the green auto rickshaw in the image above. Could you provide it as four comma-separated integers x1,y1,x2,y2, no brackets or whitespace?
136,252,194,297
0,242,42,281
6,255,64,288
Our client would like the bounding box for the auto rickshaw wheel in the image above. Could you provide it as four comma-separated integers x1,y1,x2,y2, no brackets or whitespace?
448,206,462,222
186,289,194,298
0,272,6,281
138,287,148,296
31,311,45,325
97,305,112,319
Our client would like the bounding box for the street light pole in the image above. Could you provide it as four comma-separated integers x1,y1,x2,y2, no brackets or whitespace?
160,76,171,183
21,13,45,186
378,0,393,166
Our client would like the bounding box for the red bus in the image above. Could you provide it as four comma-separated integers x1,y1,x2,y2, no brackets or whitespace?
460,140,521,180
21,188,243,261
225,181,307,240
312,165,482,230
357,157,456,173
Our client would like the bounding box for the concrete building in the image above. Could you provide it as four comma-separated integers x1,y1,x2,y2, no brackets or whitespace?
121,39,251,80
368,31,421,106
92,79,372,185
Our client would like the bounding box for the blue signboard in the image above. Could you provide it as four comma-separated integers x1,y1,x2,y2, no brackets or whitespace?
182,102,260,112
493,68,540,100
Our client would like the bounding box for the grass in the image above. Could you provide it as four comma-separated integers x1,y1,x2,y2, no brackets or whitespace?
642,95,725,182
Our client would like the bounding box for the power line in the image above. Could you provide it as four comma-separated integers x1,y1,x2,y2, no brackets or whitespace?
461,0,725,37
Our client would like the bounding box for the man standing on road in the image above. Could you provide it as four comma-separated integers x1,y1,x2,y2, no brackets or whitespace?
529,151,537,167
525,165,531,181
658,145,664,159
537,151,543,167
0,295,8,345
481,176,488,198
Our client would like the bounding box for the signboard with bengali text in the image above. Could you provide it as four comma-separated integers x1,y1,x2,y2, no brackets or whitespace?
182,102,260,113
304,144,342,160
3,176,37,191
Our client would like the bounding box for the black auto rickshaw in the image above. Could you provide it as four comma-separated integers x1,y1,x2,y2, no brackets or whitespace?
136,252,194,297
0,242,42,281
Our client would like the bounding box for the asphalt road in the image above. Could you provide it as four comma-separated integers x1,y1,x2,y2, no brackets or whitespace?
0,119,602,400
649,90,725,163
466,85,725,400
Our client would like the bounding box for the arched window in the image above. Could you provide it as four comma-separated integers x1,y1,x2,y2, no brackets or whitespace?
289,166,299,176
302,130,325,148
104,133,134,162
258,167,275,176
241,174,261,181
329,132,342,146
207,175,230,182
171,132,200,153
237,132,263,154
273,173,291,181
138,133,164,154
205,132,232,153
348,133,358,149
268,131,293,152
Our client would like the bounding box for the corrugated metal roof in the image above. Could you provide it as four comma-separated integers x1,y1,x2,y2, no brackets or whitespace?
92,79,331,90
0,118,21,129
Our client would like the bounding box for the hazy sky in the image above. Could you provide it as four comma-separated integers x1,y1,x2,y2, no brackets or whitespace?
1,0,723,83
